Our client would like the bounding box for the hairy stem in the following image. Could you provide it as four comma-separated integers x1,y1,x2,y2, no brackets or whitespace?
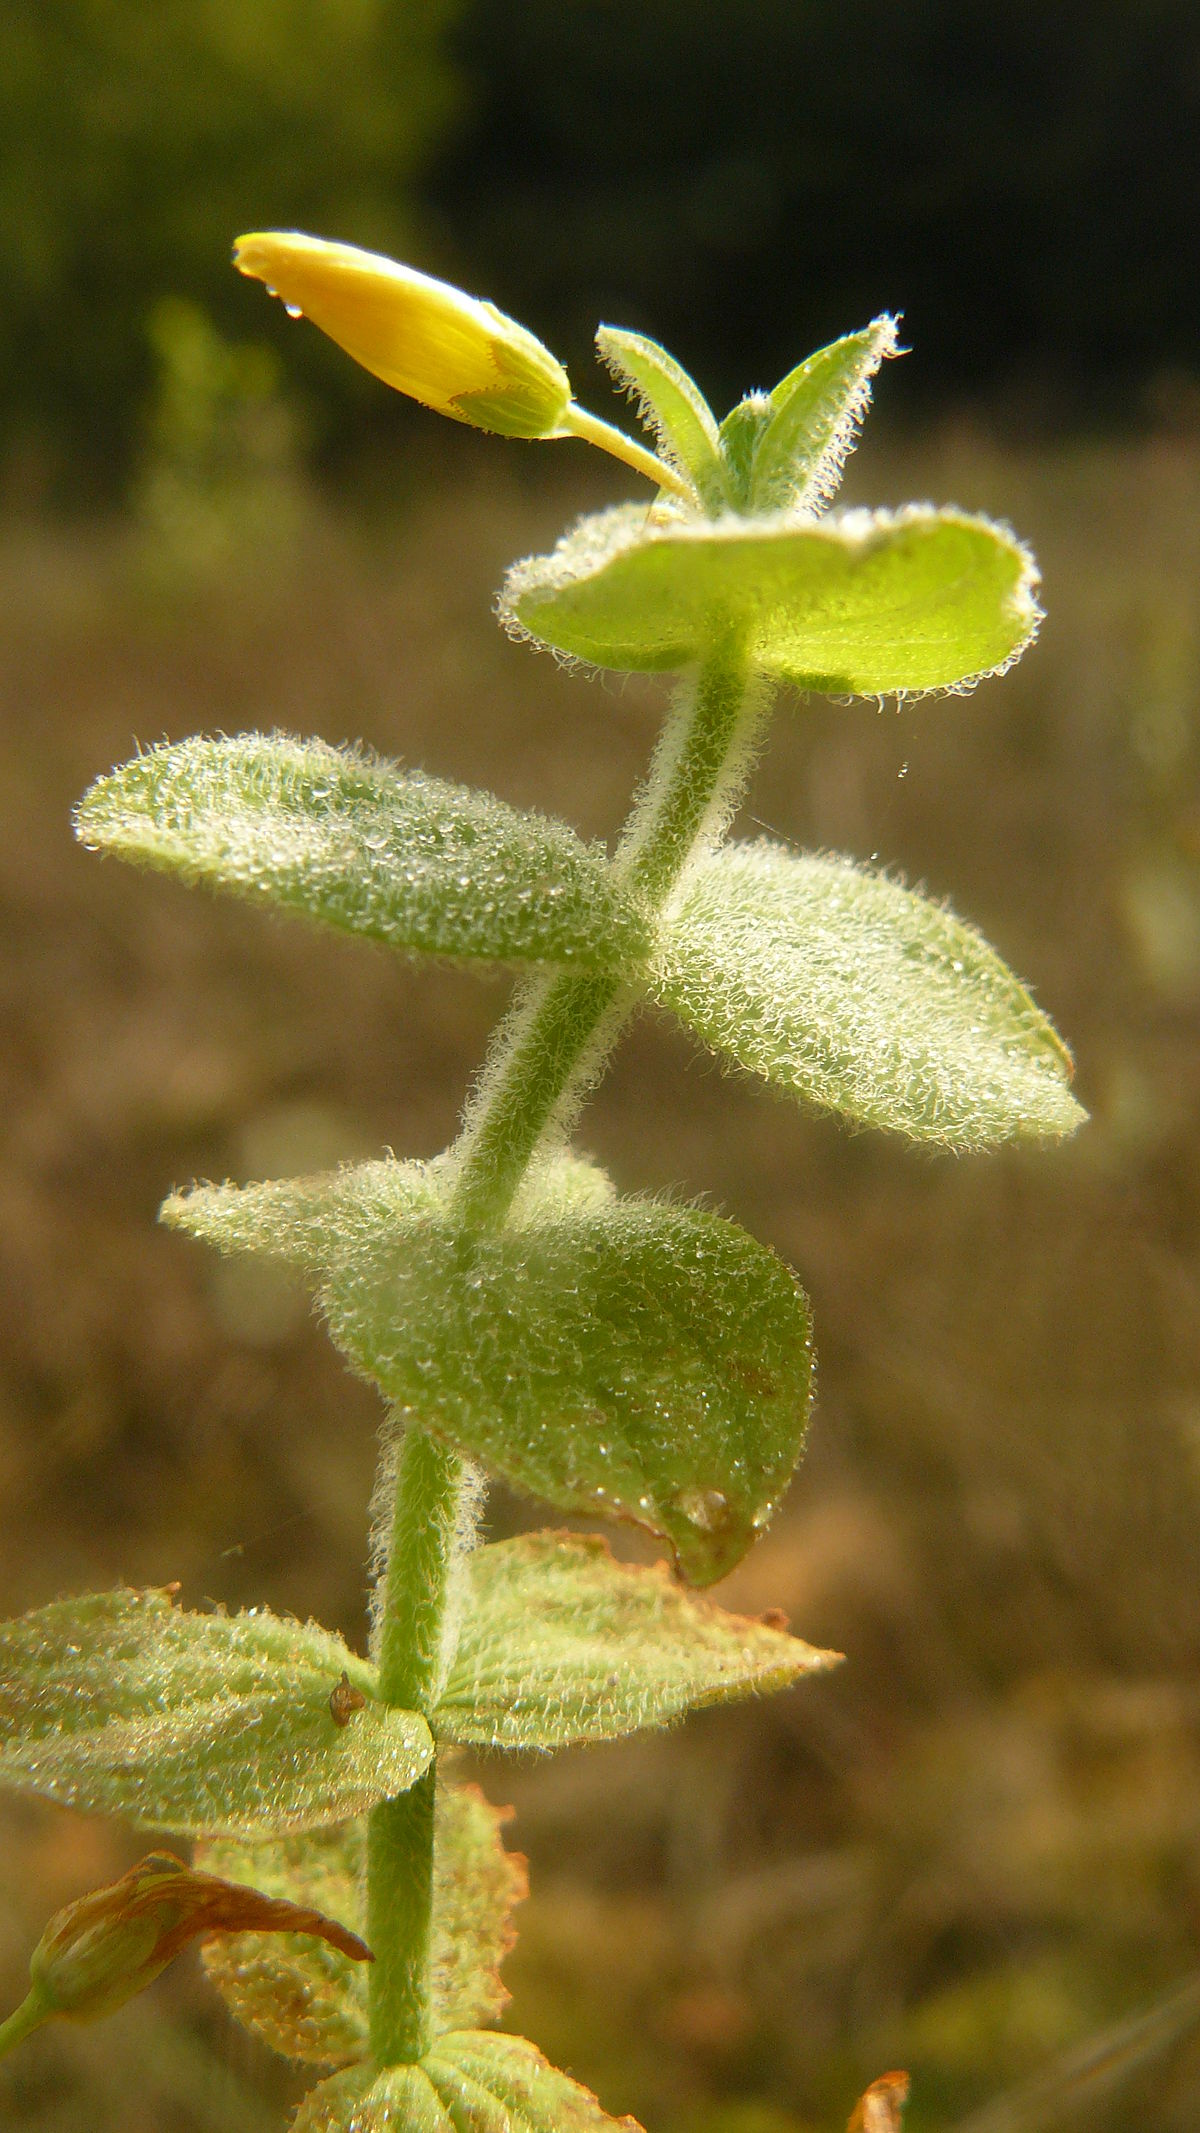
367,633,769,2064
367,1428,472,2066
450,637,768,1232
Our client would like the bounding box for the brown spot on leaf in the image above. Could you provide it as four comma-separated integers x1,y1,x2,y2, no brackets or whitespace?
725,1358,781,1400
329,1671,367,1727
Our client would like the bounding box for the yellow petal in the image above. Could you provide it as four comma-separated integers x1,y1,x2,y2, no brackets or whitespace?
234,232,571,438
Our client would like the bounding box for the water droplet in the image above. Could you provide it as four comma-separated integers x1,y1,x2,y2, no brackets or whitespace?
673,1485,730,1533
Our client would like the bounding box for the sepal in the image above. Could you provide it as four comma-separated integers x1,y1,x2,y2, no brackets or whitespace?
0,1852,370,2059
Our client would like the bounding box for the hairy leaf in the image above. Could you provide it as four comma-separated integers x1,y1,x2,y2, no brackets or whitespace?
330,1192,812,1587
199,1826,370,2068
429,1785,528,2033
292,2030,643,2133
200,1783,525,2064
501,503,1040,694
164,1154,442,1269
0,1588,430,1835
167,1163,813,1586
718,396,773,506
436,1532,840,1747
595,327,726,508
748,316,900,514
651,842,1083,1148
161,1150,613,1268
75,734,647,971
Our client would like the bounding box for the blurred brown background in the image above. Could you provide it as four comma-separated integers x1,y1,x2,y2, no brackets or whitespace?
1,4,1199,2129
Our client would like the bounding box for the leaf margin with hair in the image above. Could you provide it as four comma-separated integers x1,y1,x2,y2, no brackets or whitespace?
500,502,1040,694
75,733,649,972
0,1587,431,1836
594,326,726,508
650,841,1083,1148
436,1531,840,1747
748,314,901,514
159,1149,613,1270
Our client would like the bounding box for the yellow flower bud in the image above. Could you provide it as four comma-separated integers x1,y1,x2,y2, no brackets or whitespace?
234,232,573,439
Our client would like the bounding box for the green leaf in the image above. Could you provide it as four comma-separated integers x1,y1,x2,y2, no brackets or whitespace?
292,2031,643,2133
327,1194,812,1588
717,395,773,507
748,316,900,514
164,1154,442,1269
0,1588,431,1836
160,1150,611,1269
75,734,648,972
651,842,1083,1148
436,1532,839,1748
595,327,726,509
199,1783,526,2064
501,503,1041,694
167,1165,813,1587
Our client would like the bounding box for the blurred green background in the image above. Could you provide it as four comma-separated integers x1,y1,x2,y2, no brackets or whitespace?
1,4,1199,2130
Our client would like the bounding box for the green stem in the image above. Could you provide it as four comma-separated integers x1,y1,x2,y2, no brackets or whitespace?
559,402,694,500
375,1426,469,1710
0,1991,49,2060
366,633,769,2066
450,636,768,1232
367,1427,471,2066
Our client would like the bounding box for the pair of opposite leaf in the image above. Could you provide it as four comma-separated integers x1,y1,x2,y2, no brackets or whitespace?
0,1543,836,1835
0,1556,838,2101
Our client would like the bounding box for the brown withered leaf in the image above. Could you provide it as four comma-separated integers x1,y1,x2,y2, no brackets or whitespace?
49,1851,372,1975
141,1854,373,1967
847,2072,909,2132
